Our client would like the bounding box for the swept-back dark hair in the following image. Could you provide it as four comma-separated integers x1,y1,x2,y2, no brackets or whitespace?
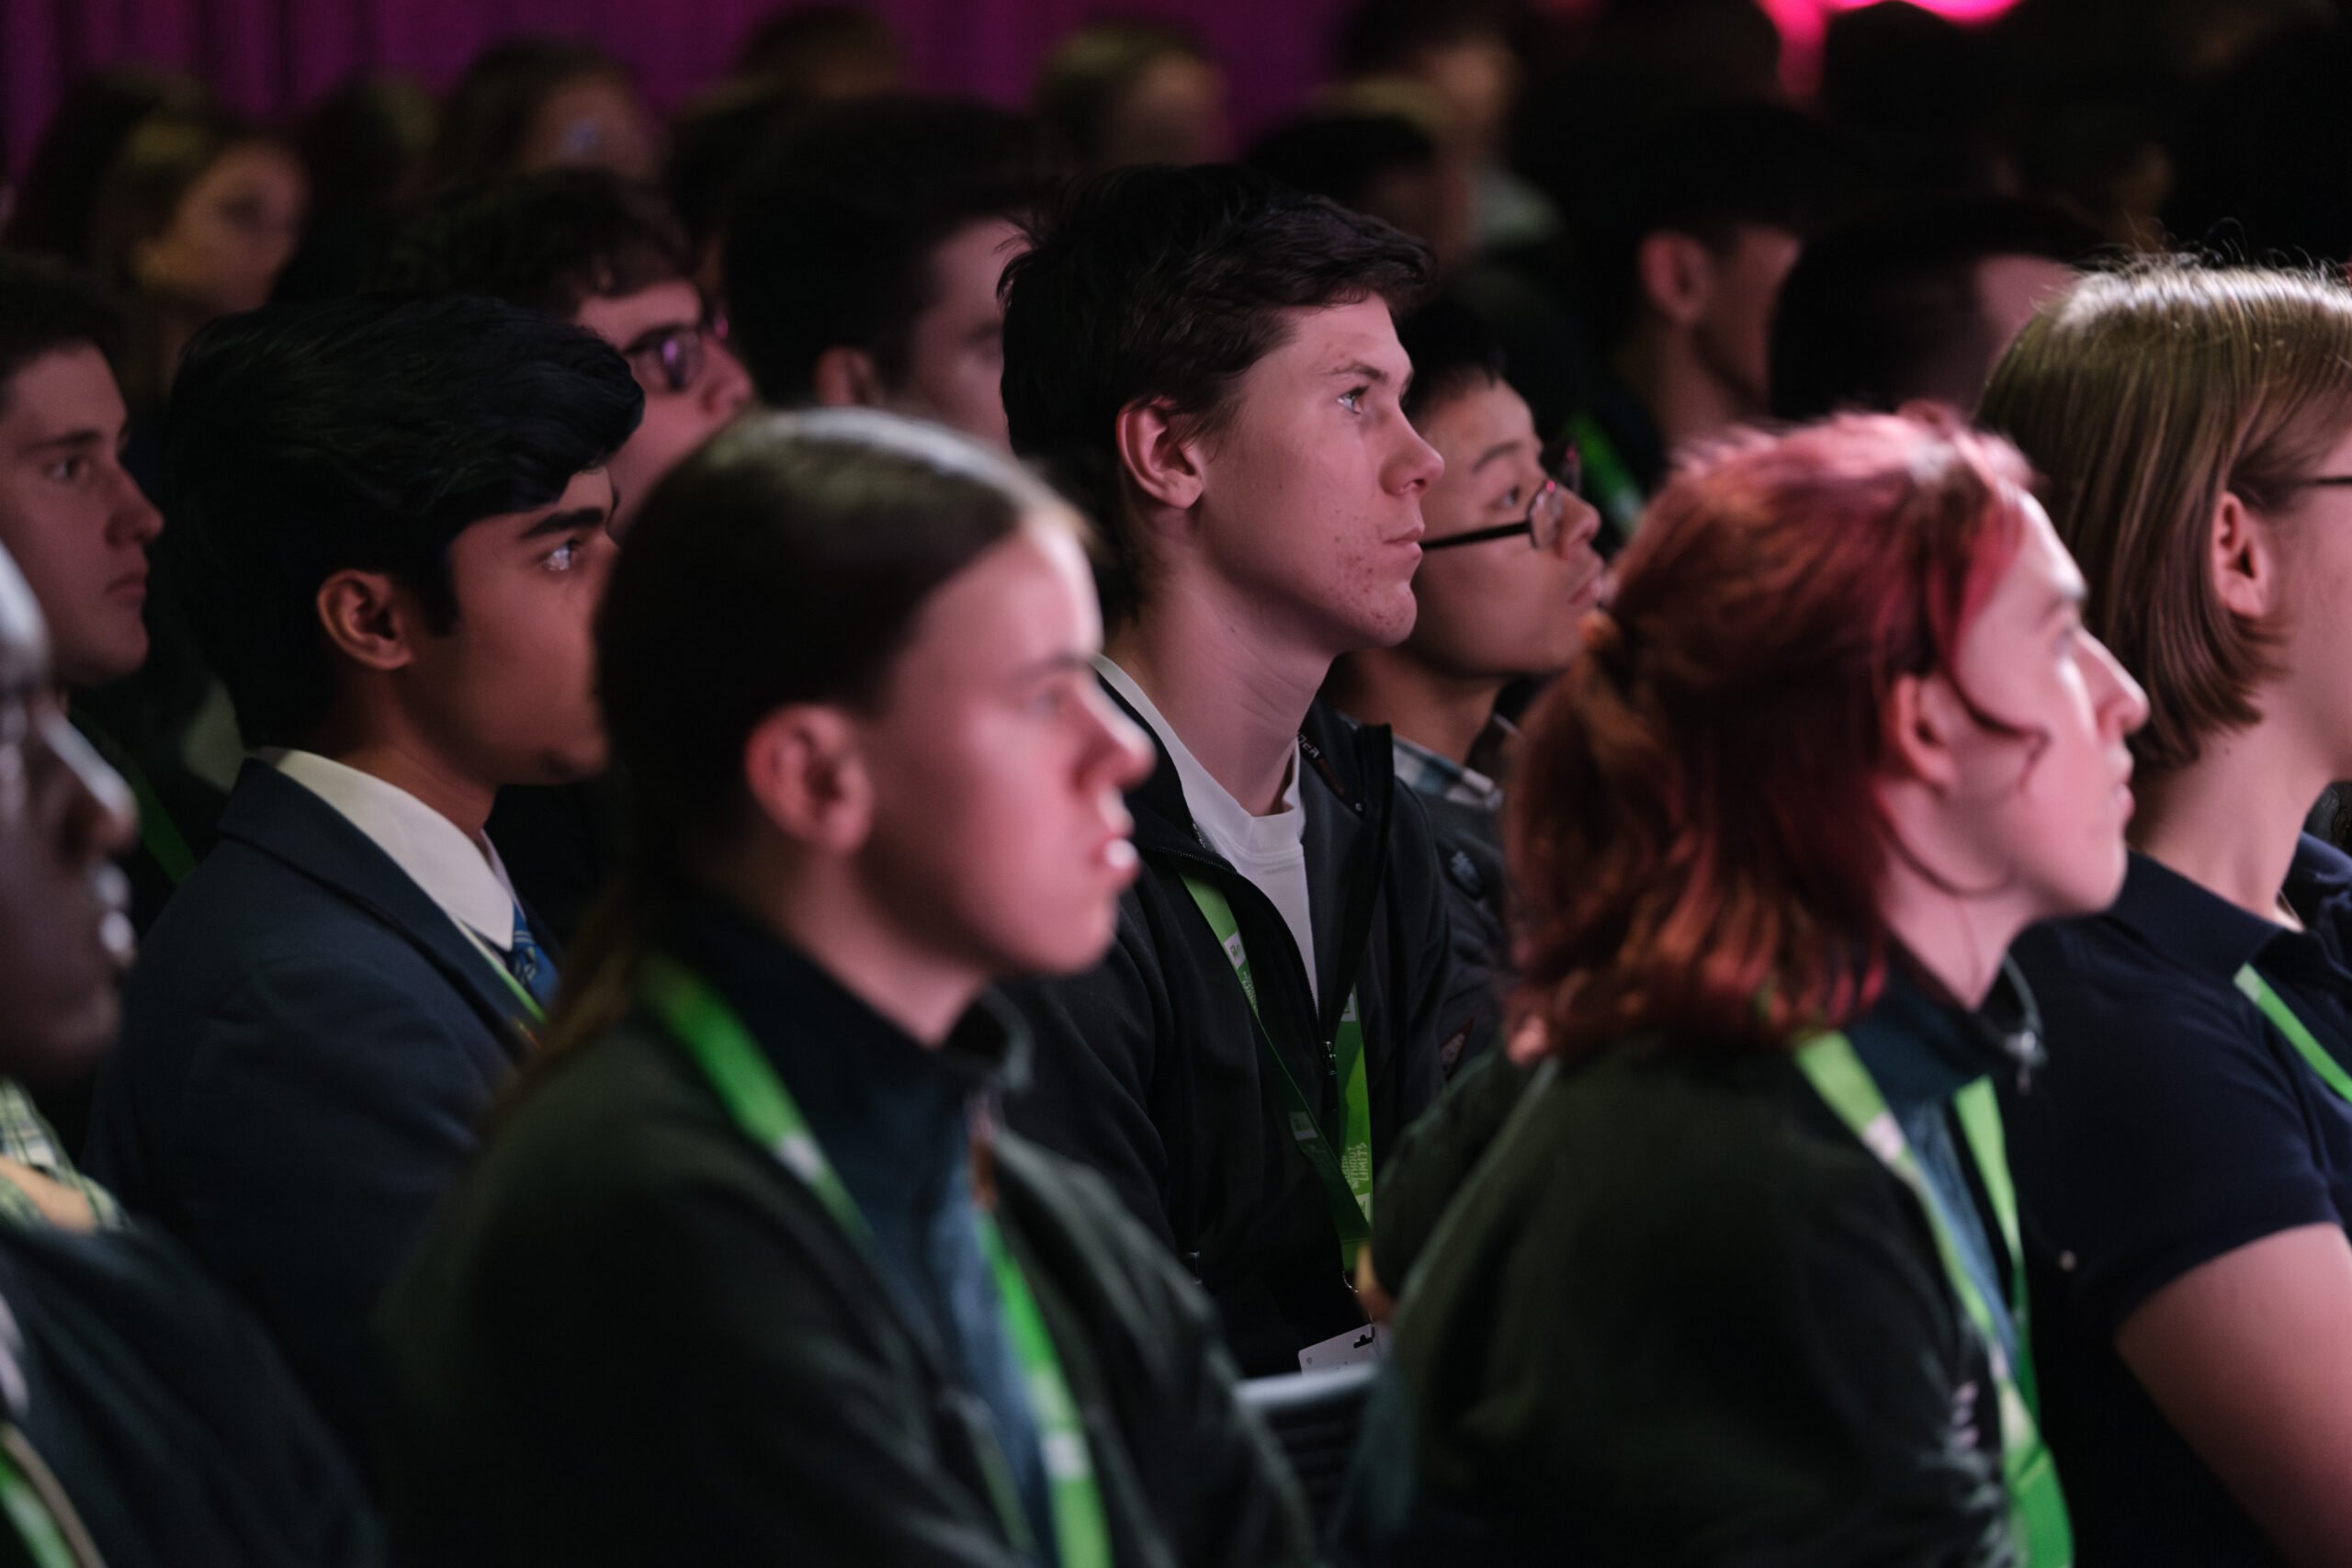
546,407,1074,1054
0,252,126,410
370,168,695,318
164,293,641,750
724,95,1060,406
1001,162,1435,624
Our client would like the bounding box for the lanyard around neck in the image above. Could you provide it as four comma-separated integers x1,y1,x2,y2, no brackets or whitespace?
1180,875,1372,1274
639,954,1111,1568
1794,1032,2073,1567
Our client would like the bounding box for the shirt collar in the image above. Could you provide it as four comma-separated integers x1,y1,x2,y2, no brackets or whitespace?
2102,844,2312,981
1845,952,2045,1115
1390,721,1512,813
266,749,520,952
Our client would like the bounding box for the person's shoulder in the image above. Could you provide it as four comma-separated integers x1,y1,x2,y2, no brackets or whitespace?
2012,911,2268,1088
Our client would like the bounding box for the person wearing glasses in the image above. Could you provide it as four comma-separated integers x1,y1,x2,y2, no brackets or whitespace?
370,169,754,942
1326,297,1606,1080
1978,263,2352,1565
1336,408,2147,1564
84,294,640,1460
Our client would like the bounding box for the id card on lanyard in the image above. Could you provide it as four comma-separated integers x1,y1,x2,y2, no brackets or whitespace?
1795,1032,2074,1567
1179,875,1374,1274
639,954,1113,1568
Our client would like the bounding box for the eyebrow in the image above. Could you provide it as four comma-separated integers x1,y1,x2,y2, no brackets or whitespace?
1470,438,1528,475
520,505,609,541
18,428,107,455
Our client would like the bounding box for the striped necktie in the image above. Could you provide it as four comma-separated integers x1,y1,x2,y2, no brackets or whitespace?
505,904,560,1010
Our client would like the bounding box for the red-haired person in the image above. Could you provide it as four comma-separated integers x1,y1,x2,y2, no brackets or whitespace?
1332,410,2147,1565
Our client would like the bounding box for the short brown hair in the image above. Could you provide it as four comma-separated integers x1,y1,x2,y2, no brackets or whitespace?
1979,260,2352,773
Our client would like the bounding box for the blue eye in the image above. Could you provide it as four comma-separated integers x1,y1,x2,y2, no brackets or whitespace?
1339,386,1368,414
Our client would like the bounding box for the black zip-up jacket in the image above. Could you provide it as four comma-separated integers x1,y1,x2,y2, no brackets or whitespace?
1003,690,1454,1376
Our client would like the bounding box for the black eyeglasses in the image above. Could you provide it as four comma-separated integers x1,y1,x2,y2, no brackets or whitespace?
1422,445,1585,553
621,310,727,396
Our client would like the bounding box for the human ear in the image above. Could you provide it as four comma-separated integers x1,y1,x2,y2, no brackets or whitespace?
1884,670,1966,794
741,705,874,855
2211,489,2278,621
1634,231,1716,329
1113,398,1206,513
315,570,416,673
809,346,888,411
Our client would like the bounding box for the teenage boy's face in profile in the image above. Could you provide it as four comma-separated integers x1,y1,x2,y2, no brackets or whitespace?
573,278,752,534
0,347,164,690
1188,296,1442,654
0,548,136,1082
894,217,1026,450
399,468,618,787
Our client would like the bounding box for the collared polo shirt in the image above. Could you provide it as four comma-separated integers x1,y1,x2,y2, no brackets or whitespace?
2005,834,2352,1567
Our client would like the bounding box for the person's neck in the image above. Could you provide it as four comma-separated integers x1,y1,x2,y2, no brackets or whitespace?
1877,860,2025,1012
1613,323,1757,462
704,853,984,1047
1108,574,1334,817
303,723,498,841
2132,719,2324,925
1325,648,1503,768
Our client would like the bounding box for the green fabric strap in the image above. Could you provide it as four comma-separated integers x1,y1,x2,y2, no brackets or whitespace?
0,1438,79,1568
1564,412,1646,540
1794,1031,2074,1567
75,716,196,886
2236,964,2352,1102
639,954,1112,1568
1179,875,1372,1273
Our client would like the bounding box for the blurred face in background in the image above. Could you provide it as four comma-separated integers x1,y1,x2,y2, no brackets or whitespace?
133,139,307,318
517,70,658,182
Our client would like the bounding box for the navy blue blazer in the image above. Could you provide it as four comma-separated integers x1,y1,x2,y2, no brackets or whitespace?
85,761,545,1455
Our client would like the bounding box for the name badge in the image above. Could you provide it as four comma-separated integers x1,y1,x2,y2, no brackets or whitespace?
1297,1321,1386,1372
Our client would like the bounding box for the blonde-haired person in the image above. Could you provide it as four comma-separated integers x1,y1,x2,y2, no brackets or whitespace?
1980,261,2352,1568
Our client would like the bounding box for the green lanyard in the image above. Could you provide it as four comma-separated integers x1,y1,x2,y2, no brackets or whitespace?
0,1435,84,1568
1564,412,1646,542
639,954,1111,1568
1794,1032,2074,1567
1179,876,1373,1273
76,717,196,886
2236,964,2352,1101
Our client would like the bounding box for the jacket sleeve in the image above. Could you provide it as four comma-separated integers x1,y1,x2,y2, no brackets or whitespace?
163,953,510,1449
999,898,1180,1252
1367,1047,1533,1296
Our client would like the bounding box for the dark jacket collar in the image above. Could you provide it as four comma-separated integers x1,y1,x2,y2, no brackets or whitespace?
658,895,1024,1227
1847,953,2044,1115
214,760,536,1049
2104,837,2352,982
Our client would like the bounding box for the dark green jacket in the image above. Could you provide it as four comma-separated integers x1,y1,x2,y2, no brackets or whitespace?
376,989,1312,1568
1338,1034,2015,1566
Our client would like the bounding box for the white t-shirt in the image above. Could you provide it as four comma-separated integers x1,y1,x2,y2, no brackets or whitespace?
1097,656,1319,1006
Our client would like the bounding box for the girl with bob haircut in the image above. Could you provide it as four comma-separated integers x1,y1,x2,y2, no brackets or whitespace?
1979,262,2352,1567
374,409,1315,1567
1336,408,2145,1565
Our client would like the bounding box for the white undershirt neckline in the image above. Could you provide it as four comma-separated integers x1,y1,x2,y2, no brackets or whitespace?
266,749,523,960
1095,656,1320,1005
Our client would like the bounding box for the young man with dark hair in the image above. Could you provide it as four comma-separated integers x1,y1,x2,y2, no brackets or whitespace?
372,169,754,939
372,169,752,537
1768,197,2097,422
85,293,641,1451
998,164,1458,1377
1569,103,1853,540
1325,296,1605,1077
724,95,1059,447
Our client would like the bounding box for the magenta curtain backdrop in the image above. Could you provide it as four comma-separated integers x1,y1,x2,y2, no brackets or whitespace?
1,0,1360,174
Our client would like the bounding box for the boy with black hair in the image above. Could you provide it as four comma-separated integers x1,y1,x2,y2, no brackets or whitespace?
372,170,753,939
85,293,641,1451
998,163,1459,1377
725,95,1060,447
